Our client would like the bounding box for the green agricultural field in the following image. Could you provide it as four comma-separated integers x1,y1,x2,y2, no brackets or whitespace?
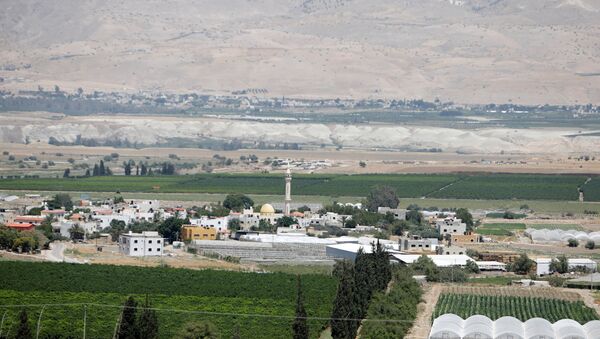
476,223,526,236
582,178,600,201
0,262,337,339
0,172,596,201
433,294,599,323
475,229,514,236
429,174,588,201
480,223,526,230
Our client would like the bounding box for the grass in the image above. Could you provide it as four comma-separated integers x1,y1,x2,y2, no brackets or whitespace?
467,276,514,285
0,261,337,338
0,173,595,201
480,223,526,230
476,229,514,236
476,223,526,236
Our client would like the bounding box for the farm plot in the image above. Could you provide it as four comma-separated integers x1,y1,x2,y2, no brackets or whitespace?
429,174,588,201
443,286,581,301
477,223,526,236
433,294,598,323
0,262,337,339
0,173,593,201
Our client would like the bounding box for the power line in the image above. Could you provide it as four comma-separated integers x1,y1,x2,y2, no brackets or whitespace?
0,302,421,323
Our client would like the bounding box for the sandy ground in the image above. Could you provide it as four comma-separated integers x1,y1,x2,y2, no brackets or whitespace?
2,140,600,175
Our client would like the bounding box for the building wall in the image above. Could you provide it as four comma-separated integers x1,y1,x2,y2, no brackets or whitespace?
436,219,467,236
451,234,479,244
181,225,217,241
119,234,164,256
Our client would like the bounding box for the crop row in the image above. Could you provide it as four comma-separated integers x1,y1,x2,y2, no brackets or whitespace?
0,262,337,338
433,294,598,324
0,290,328,339
0,173,595,201
442,286,581,301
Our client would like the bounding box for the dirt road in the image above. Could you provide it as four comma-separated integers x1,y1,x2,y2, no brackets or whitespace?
406,283,442,339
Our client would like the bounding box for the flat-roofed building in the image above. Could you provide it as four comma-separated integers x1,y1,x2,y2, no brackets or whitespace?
119,231,164,257
181,225,217,241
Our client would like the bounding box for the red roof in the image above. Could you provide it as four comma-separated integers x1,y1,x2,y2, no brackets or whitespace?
6,223,35,230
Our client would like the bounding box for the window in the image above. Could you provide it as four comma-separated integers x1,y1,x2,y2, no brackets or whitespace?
134,248,138,251
157,240,161,244
148,240,153,244
148,248,152,252
134,240,138,243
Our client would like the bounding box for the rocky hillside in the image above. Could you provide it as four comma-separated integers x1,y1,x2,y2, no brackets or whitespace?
0,0,599,104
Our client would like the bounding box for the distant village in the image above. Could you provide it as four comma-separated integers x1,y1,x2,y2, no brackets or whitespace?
1,169,597,280
1,87,599,118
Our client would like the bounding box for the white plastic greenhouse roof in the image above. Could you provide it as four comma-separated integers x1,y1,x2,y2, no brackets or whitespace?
526,228,600,244
429,314,600,339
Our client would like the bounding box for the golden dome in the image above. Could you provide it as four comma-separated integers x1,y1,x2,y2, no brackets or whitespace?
260,204,275,215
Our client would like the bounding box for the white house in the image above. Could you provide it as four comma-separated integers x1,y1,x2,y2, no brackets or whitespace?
189,216,229,233
54,220,101,238
436,218,467,236
119,231,164,257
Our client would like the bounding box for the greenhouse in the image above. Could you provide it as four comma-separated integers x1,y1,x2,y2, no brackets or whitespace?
429,314,600,339
526,228,600,244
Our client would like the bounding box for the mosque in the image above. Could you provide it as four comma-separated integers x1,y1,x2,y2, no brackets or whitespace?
237,168,292,229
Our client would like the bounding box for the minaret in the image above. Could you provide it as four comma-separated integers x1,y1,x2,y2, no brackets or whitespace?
284,167,292,216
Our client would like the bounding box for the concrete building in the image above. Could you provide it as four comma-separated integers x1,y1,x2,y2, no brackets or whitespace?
13,215,45,226
189,216,229,234
441,245,467,255
377,207,407,220
400,236,438,252
536,258,597,276
436,218,467,236
181,225,217,241
119,231,164,256
451,233,480,244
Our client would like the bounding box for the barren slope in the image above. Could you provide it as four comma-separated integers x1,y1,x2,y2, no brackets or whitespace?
0,0,599,104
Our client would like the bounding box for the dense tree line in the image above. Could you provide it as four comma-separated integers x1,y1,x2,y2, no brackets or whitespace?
360,266,422,338
330,241,391,339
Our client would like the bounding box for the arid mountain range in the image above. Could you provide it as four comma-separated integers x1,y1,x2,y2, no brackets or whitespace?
1,0,599,104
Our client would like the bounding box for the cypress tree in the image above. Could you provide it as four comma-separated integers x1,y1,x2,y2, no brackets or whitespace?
138,295,159,339
373,240,392,291
354,248,374,319
293,275,309,339
99,160,105,176
93,164,99,176
16,309,32,339
117,296,138,339
331,261,358,339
